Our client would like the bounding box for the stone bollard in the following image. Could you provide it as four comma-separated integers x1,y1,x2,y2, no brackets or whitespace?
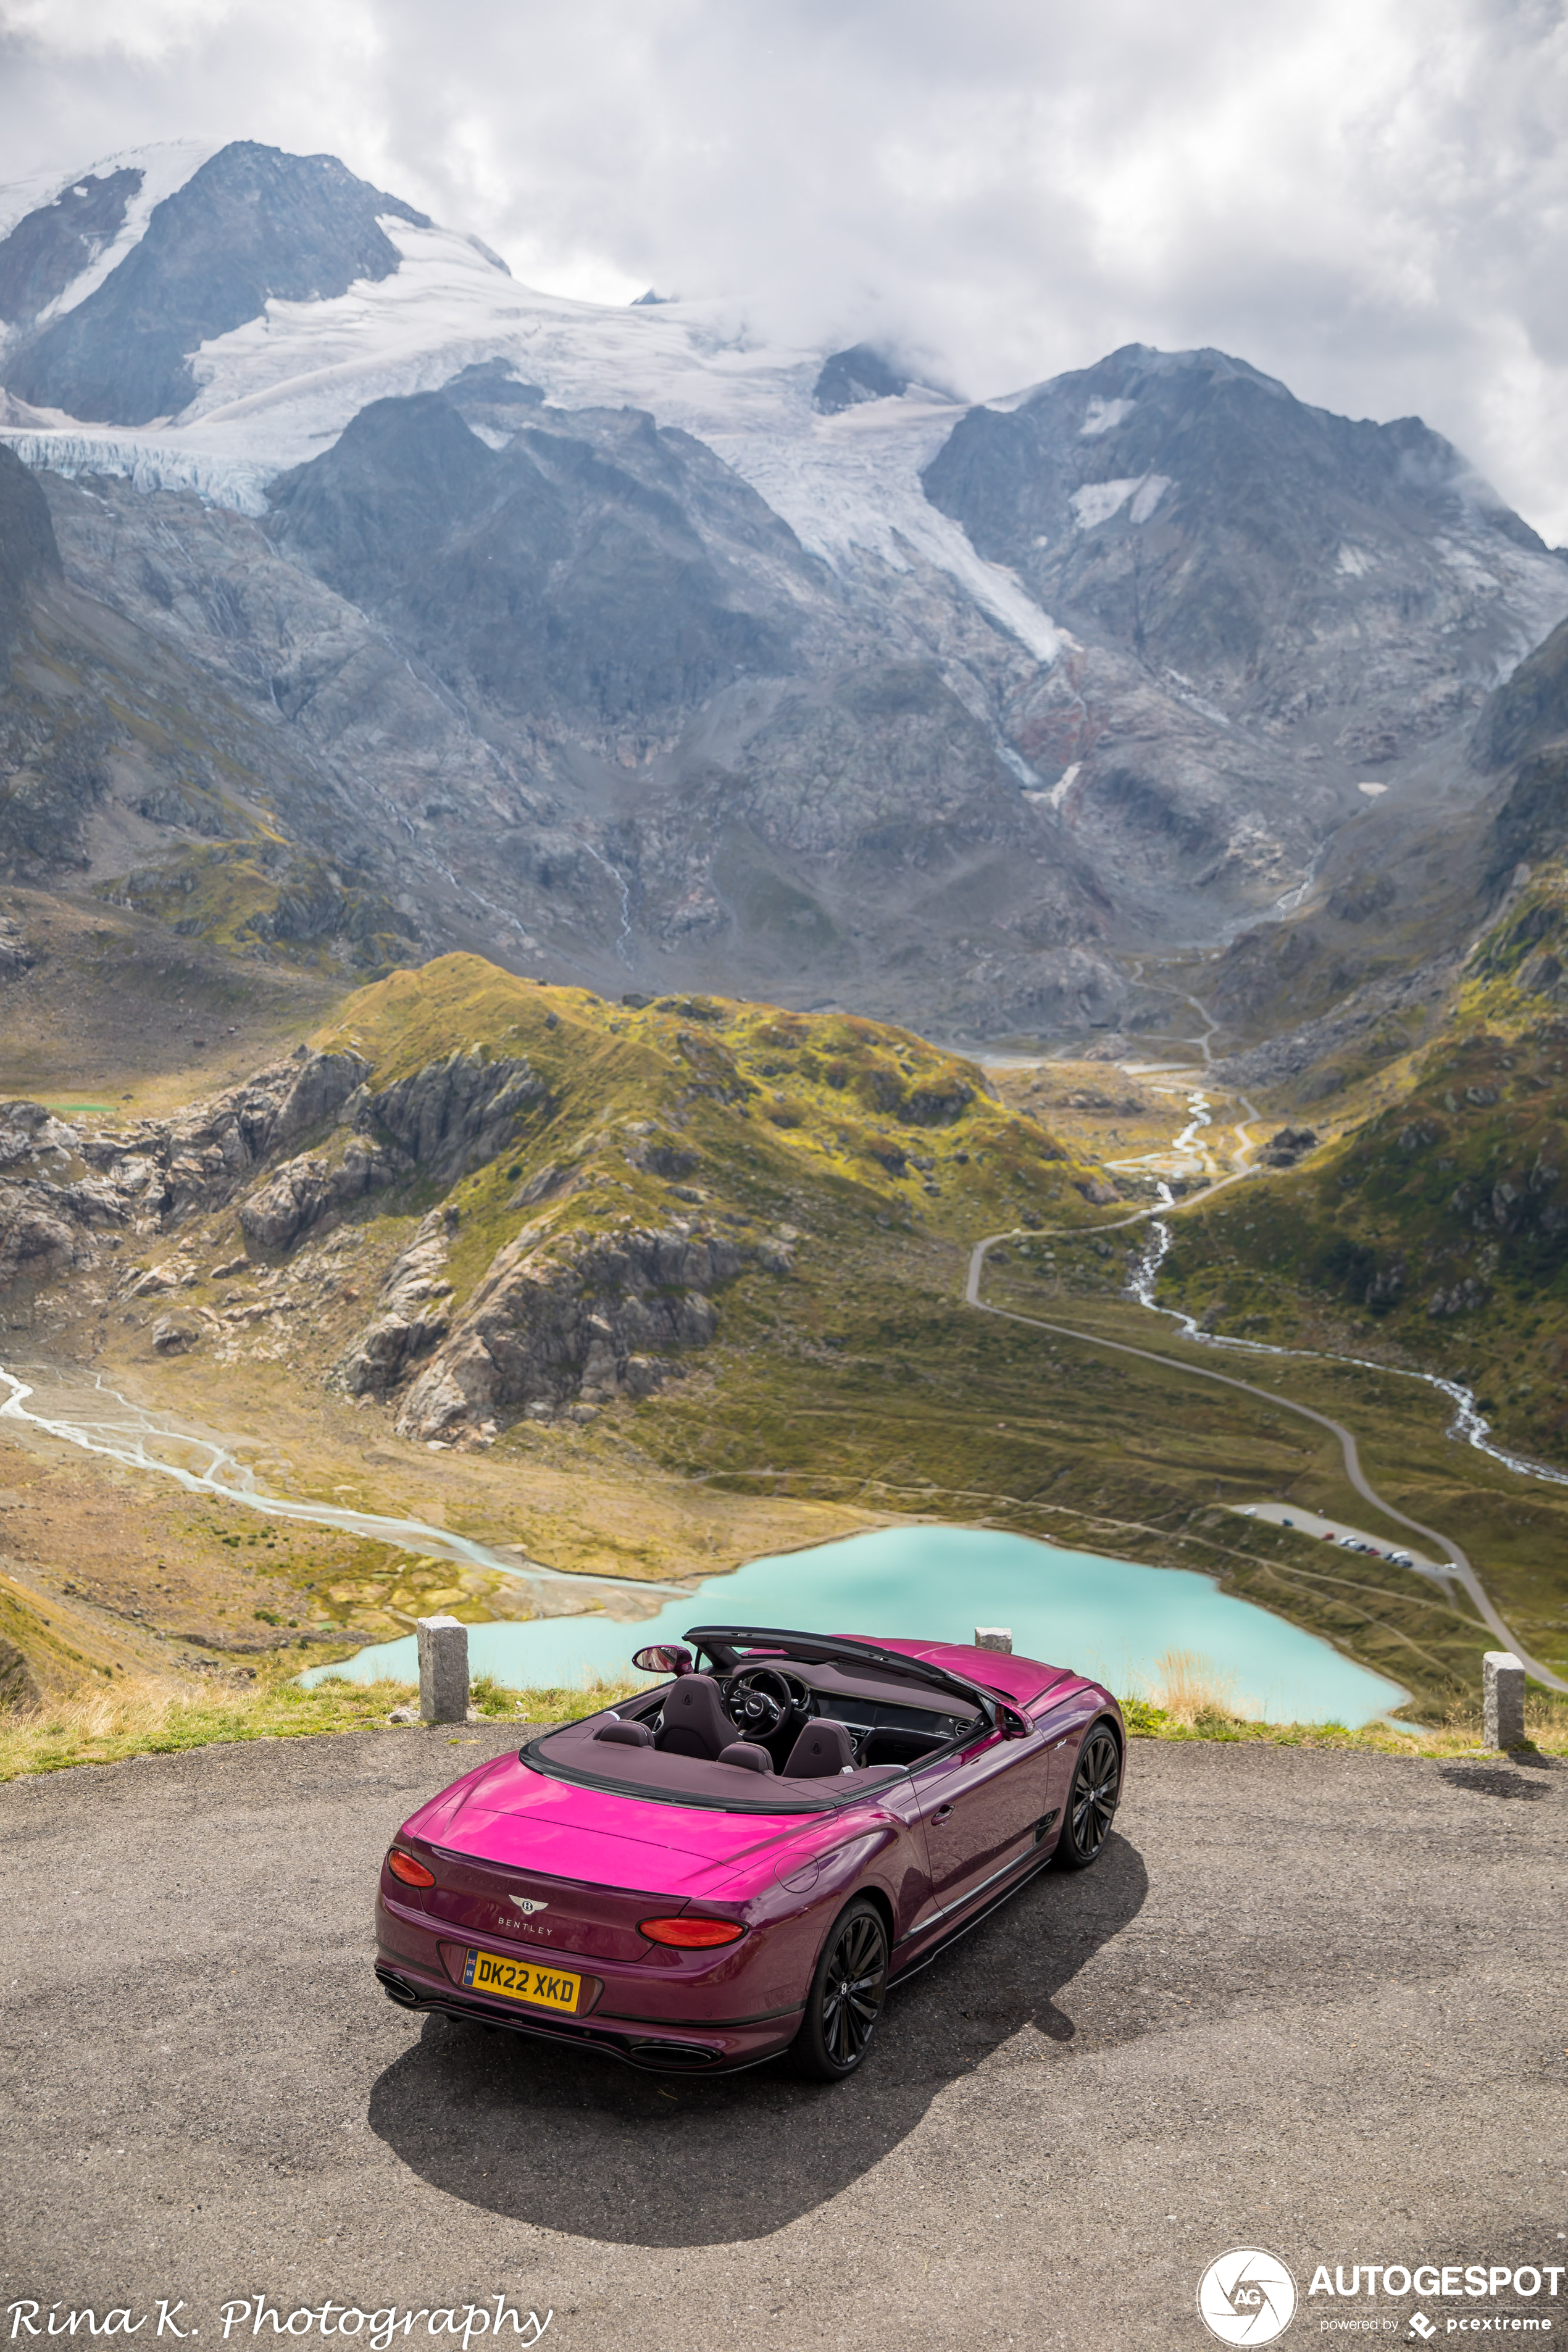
975,1627,1013,1654
417,1614,469,1725
1483,1649,1527,1749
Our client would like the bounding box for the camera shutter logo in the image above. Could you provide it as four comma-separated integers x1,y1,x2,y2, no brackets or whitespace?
1196,2250,1298,2345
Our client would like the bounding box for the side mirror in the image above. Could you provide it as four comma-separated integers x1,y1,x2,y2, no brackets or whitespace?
632,1643,694,1677
998,1703,1031,1740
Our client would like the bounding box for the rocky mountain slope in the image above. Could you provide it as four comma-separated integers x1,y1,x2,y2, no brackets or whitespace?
1145,604,1568,1481
0,954,1112,1443
925,344,1568,925
0,443,447,963
1170,601,1568,1105
2,141,1566,1041
5,144,430,427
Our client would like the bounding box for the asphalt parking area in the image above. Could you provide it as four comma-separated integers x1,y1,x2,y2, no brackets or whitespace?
3,1729,1564,2348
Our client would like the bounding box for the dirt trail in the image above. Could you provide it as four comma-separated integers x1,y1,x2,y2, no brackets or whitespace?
962,1059,1568,1696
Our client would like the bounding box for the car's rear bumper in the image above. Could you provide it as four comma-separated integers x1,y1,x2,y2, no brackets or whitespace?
374,1906,805,2074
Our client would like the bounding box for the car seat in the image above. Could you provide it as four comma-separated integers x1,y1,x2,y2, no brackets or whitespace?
782,1718,856,1776
654,1674,735,1759
594,1718,653,1746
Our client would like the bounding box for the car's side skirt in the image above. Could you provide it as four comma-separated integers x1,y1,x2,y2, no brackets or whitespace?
889,1838,1057,1983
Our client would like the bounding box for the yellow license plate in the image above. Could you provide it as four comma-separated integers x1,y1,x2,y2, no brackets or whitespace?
462,1947,582,2012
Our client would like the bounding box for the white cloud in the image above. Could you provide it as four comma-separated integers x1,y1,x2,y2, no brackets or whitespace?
2,0,1567,535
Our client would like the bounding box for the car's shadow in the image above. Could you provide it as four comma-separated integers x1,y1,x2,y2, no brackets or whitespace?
367,1834,1148,2245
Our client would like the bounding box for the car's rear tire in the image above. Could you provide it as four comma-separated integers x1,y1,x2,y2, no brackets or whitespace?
1055,1722,1122,1870
791,1896,889,2081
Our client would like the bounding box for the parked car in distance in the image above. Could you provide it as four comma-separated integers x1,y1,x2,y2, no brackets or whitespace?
375,1624,1125,2080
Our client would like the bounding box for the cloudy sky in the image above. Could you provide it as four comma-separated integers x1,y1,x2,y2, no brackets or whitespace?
3,0,1567,534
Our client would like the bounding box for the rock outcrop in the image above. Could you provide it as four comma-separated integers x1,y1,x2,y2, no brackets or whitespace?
240,1048,544,1249
363,1048,544,1178
392,1220,747,1440
0,1041,552,1309
0,914,33,975
0,1193,82,1289
1262,1126,1319,1167
0,1048,372,1299
0,1099,127,1290
340,1209,456,1396
151,1315,200,1353
93,1048,370,1230
237,1134,395,1248
0,1011,764,1438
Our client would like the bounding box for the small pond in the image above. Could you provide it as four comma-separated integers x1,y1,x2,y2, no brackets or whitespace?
302,1525,1408,1725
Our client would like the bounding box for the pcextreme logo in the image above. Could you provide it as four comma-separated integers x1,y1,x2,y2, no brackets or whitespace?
1197,2251,1299,2344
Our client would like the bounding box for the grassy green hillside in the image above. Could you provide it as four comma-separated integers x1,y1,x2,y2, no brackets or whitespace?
1158,881,1568,1462
311,959,1105,1255
7,951,1564,1724
281,964,1557,1711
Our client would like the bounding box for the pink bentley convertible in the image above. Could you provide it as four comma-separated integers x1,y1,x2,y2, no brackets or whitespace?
375,1625,1124,2080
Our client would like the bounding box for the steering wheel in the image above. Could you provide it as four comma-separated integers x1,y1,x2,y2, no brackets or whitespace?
726,1666,803,1740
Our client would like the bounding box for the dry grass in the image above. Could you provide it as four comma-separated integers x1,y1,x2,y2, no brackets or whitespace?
1421,1687,1568,1748
4,1662,1566,1781
0,1667,641,1780
466,1670,641,1719
1145,1648,1240,1727
1120,1680,1568,1754
0,1672,420,1780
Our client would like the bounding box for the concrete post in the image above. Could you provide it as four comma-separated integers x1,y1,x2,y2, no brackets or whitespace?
1483,1650,1526,1749
418,1615,469,1725
975,1627,1013,1654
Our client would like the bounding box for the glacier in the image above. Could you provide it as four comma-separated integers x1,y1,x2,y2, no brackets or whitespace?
0,189,1067,664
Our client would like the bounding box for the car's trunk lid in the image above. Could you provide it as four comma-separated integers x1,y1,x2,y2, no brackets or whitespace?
404,1751,807,1953
420,1850,673,1964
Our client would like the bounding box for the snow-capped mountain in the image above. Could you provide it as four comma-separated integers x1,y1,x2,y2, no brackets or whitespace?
1,139,1564,1039
0,143,1052,658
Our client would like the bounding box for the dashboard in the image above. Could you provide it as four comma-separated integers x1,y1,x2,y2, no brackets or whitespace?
719,1659,982,1767
809,1691,978,1746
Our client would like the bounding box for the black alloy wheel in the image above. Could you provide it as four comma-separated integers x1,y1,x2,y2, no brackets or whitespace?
1056,1724,1121,1870
792,1896,890,2081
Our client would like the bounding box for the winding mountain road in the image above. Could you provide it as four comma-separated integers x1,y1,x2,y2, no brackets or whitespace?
967,1043,1568,1694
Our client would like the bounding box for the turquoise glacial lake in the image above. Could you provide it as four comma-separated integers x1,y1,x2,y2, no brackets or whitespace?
302,1525,1408,1725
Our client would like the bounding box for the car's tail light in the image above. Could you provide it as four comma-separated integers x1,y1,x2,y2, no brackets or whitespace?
387,1849,436,1888
638,1916,744,1947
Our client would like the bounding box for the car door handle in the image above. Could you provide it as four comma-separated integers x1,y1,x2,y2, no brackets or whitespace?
932,1803,954,1822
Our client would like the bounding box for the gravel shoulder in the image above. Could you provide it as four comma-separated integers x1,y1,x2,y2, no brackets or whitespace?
2,1726,1565,2348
